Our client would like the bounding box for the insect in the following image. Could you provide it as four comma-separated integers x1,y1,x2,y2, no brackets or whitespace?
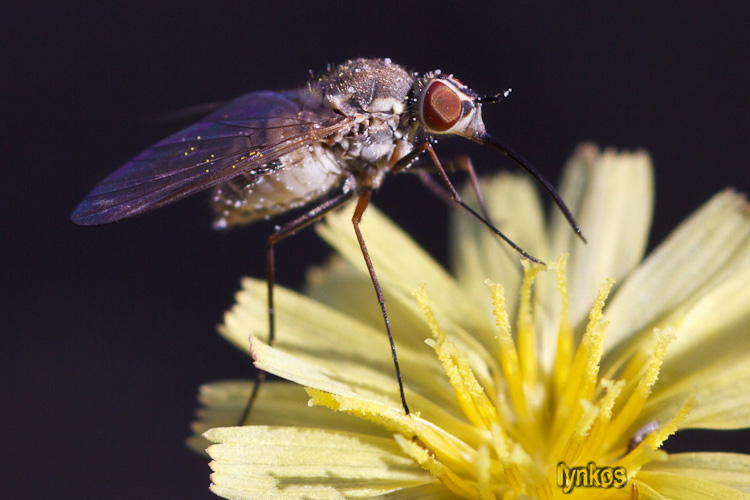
72,58,585,420
628,420,660,452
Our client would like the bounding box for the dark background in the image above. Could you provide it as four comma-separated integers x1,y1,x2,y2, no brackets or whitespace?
5,2,750,499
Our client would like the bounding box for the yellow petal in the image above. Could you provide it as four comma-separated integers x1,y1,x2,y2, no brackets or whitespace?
645,356,750,430
366,482,458,499
636,469,749,499
450,172,548,325
305,257,435,354
642,452,750,493
250,335,399,404
205,426,433,500
605,189,750,354
188,381,389,455
632,265,750,429
224,278,459,408
316,205,497,357
549,144,654,331
661,266,750,368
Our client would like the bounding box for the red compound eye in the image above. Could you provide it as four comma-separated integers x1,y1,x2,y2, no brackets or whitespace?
422,80,463,132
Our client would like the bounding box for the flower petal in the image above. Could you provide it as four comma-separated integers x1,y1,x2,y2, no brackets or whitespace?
641,452,750,493
304,258,497,391
644,356,750,430
250,335,399,403
366,482,457,499
549,144,654,330
227,278,470,411
316,205,498,357
637,467,750,499
662,267,750,364
205,426,434,500
604,189,750,353
449,172,547,325
305,257,435,354
635,266,750,429
188,381,389,455
252,338,492,448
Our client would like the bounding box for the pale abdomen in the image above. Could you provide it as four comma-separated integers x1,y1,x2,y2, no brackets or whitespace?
211,143,345,228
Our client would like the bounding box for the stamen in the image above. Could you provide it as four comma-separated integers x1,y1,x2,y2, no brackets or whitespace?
394,434,444,477
551,279,614,442
552,255,574,402
645,392,696,450
487,280,530,426
490,423,524,493
427,337,496,430
475,445,495,500
518,261,545,388
532,477,554,500
561,399,599,464
413,284,445,342
418,285,500,430
609,329,676,439
581,379,625,459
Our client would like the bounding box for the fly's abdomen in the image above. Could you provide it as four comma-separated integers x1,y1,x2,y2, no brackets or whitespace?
211,143,345,228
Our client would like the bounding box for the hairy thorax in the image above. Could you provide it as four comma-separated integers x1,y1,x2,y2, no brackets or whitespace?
212,58,416,228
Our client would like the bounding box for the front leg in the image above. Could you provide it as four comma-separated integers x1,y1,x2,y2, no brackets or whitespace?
350,185,411,415
393,141,544,264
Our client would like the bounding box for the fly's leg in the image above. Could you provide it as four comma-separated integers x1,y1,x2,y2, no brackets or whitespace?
408,155,492,221
393,142,545,264
451,156,491,221
351,186,410,415
238,188,355,425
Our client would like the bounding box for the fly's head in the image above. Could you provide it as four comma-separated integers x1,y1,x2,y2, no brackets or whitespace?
411,71,510,143
409,70,586,244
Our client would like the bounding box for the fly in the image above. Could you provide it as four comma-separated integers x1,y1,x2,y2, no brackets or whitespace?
72,58,585,420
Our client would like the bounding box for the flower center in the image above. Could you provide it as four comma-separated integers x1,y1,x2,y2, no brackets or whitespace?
309,255,695,499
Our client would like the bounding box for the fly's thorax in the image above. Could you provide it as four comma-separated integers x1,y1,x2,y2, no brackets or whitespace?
333,111,406,169
211,143,346,229
312,59,416,177
314,58,414,117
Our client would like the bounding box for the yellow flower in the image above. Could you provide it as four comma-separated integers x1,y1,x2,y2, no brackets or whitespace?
191,144,750,499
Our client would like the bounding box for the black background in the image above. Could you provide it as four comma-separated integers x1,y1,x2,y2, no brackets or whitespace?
6,2,750,499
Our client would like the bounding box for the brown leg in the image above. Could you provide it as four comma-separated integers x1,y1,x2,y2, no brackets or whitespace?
351,186,410,414
451,155,491,221
394,141,544,264
409,156,493,221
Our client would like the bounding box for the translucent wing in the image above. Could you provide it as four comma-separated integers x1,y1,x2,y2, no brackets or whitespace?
71,90,347,225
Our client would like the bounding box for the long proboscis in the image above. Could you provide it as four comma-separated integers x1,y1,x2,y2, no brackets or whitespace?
479,133,587,243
